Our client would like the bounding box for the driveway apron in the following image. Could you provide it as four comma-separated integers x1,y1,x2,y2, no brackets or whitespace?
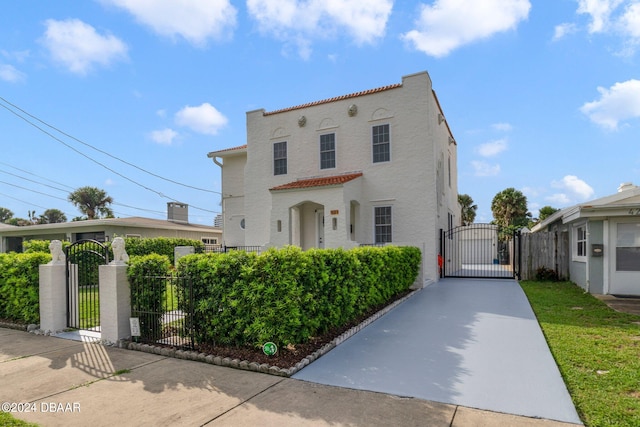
293,278,582,425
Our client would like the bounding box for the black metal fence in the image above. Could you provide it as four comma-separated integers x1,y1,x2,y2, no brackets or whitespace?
130,275,195,349
200,245,263,254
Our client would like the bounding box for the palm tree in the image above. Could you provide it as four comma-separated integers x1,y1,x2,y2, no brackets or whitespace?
458,194,477,225
39,208,68,224
491,188,530,229
68,186,114,220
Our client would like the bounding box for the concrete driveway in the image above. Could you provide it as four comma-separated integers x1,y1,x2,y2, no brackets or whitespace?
294,278,582,425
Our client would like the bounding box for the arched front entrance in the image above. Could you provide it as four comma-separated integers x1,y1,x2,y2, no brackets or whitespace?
291,201,325,250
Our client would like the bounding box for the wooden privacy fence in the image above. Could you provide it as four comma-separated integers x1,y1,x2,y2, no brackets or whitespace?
519,231,569,280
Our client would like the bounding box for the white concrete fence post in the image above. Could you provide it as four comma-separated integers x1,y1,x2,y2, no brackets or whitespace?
39,262,67,333
99,237,131,343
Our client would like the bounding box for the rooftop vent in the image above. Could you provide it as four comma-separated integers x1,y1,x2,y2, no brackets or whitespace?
167,202,188,223
618,182,637,192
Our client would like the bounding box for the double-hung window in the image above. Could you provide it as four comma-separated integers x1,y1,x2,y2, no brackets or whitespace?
320,133,336,169
273,141,287,175
374,206,392,244
372,124,390,163
574,224,587,261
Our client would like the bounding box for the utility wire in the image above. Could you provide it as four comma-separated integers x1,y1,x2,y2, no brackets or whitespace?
0,168,166,215
0,96,220,195
0,101,218,214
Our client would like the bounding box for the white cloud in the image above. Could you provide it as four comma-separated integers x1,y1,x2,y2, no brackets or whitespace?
103,0,237,46
553,22,578,41
577,0,624,33
471,160,501,177
0,64,26,83
247,0,392,58
580,79,640,129
150,128,178,145
548,175,595,205
620,2,640,39
401,0,531,57
175,103,228,135
41,19,128,75
477,139,508,157
492,122,513,132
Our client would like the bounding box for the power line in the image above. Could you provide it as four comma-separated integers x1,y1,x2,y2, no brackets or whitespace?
0,96,220,195
0,168,167,215
0,100,218,214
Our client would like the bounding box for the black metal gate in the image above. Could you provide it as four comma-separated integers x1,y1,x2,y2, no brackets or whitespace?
440,224,521,279
65,239,108,330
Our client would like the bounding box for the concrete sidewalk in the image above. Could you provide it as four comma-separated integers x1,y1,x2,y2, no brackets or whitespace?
0,327,578,426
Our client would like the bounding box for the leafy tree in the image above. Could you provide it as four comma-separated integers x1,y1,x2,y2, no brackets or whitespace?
458,194,477,225
39,209,67,224
0,207,13,223
6,217,31,226
491,188,531,231
68,186,114,220
538,206,559,221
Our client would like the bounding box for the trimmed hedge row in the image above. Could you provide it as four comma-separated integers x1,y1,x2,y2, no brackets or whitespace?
176,245,421,348
123,237,204,265
21,237,204,265
0,252,51,324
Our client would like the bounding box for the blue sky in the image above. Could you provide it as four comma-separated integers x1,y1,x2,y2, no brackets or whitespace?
1,0,639,225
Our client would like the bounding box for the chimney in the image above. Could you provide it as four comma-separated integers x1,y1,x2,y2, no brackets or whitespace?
167,202,189,223
618,182,637,192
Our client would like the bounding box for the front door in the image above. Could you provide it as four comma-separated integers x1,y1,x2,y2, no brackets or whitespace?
609,219,640,295
316,209,325,249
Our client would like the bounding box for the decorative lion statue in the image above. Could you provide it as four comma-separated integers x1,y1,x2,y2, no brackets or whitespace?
49,240,65,265
111,237,129,264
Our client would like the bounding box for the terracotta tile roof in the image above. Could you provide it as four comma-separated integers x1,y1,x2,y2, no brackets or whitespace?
263,83,402,116
207,144,247,157
270,172,363,191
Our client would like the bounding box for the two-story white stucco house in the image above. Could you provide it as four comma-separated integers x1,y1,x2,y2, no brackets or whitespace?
208,71,460,286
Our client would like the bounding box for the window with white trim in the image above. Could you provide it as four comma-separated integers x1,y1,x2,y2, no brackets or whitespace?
273,141,287,175
574,224,587,261
372,124,390,163
374,206,392,244
202,237,218,245
320,133,336,169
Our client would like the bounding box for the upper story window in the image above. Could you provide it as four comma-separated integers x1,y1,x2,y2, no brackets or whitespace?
273,141,287,175
320,133,336,169
374,206,392,244
372,124,390,163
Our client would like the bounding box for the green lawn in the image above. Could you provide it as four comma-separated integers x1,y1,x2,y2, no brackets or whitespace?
78,286,99,329
520,280,640,427
0,412,38,426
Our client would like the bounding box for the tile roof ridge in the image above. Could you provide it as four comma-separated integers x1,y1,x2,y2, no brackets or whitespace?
263,83,402,116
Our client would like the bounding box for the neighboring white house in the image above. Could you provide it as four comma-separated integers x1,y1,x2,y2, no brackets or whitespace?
208,71,460,286
532,183,640,296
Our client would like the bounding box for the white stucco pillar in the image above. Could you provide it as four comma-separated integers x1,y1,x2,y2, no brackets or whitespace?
99,264,131,342
39,263,67,332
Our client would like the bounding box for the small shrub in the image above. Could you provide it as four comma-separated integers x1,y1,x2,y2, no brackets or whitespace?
535,267,559,282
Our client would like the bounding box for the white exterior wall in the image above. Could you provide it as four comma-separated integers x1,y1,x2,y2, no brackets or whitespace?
218,71,458,285
220,154,246,246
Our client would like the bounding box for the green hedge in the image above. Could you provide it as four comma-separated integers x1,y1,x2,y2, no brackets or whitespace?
119,237,204,264
127,254,172,340
0,252,51,323
176,245,421,348
22,239,71,254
